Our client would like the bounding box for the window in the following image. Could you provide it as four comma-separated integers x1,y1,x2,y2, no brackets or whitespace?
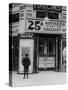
36,11,59,19
39,40,44,54
47,39,55,55
9,13,19,23
36,11,46,18
26,13,32,17
12,13,19,22
39,38,55,55
48,12,59,19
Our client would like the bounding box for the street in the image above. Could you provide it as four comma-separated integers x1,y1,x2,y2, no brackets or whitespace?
12,71,67,87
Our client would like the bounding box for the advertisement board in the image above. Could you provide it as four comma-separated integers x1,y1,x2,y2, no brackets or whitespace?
26,18,66,34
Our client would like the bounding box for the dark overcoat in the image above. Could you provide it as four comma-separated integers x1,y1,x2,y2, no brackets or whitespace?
22,57,31,72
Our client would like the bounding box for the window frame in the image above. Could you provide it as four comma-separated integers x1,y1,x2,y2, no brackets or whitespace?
36,10,59,20
38,38,55,56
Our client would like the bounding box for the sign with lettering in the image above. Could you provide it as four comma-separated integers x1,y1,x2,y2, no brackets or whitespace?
26,18,66,34
33,4,62,12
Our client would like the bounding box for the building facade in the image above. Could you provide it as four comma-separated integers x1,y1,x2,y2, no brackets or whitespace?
9,3,66,73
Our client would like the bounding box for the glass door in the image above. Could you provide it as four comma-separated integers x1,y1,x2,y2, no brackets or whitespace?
38,37,56,70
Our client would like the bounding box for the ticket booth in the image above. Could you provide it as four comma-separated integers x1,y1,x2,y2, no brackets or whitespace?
18,38,34,73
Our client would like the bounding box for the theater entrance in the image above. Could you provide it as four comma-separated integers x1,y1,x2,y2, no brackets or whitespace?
36,34,59,72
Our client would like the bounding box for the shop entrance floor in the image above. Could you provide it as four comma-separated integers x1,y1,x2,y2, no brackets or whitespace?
11,71,66,87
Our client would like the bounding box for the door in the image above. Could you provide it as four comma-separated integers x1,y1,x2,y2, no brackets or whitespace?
38,39,47,70
38,38,56,70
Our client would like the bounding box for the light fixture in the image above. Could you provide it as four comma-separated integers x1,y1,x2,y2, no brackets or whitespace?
44,16,49,22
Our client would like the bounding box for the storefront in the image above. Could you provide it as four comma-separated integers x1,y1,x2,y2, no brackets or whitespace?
18,18,66,73
9,4,66,73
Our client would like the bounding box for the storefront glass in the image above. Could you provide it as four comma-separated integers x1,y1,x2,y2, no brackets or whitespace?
37,37,56,70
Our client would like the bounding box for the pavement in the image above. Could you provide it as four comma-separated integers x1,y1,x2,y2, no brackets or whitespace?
12,71,67,87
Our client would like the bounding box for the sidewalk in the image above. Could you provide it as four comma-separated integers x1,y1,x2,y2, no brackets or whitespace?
12,71,67,87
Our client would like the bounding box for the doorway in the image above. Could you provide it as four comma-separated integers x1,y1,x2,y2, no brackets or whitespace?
37,37,56,71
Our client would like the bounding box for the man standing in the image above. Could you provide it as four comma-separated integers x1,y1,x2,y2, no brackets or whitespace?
22,54,31,79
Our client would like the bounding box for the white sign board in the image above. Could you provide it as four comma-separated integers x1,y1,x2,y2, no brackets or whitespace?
26,18,66,34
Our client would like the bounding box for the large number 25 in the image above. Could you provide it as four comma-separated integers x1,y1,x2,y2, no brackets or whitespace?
28,20,41,30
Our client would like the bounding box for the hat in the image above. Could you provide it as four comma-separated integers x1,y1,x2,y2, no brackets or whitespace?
25,54,28,56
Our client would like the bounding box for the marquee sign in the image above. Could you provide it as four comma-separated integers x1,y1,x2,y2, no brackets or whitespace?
26,18,66,34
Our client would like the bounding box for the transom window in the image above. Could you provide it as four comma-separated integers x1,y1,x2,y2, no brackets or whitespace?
39,38,55,55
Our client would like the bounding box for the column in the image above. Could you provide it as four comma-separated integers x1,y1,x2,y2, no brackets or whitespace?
55,37,58,71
